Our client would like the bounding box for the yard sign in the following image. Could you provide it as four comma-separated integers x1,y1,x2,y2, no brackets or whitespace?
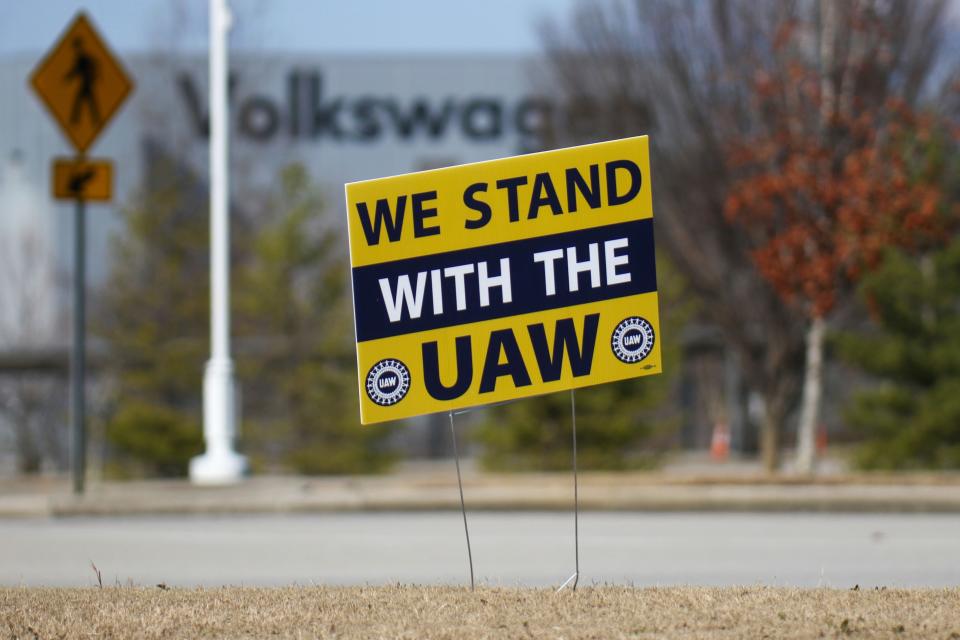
345,136,661,424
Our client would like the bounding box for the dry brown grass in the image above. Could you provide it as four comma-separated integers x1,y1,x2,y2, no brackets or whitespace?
2,586,959,639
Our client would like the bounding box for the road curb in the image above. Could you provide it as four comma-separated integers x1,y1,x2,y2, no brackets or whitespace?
3,474,960,517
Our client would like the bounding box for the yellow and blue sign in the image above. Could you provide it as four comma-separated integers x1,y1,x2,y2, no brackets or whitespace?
345,136,661,424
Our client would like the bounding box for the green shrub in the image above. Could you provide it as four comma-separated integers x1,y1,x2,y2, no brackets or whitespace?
476,380,667,471
839,241,960,470
473,255,690,471
105,401,202,477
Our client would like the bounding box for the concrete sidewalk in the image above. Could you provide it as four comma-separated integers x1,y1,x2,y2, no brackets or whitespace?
2,469,960,517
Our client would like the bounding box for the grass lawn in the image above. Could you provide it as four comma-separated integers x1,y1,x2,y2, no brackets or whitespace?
3,585,959,639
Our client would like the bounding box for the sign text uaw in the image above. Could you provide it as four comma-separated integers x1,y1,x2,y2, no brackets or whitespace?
345,136,661,424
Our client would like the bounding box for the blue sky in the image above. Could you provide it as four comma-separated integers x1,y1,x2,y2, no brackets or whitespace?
1,0,579,55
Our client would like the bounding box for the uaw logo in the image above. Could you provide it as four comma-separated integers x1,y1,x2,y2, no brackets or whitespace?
611,317,655,364
365,358,411,406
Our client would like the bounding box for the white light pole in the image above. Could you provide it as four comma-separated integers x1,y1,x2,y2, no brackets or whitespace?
190,0,247,484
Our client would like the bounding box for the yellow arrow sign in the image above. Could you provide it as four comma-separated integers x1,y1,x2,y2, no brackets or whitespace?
29,12,133,153
52,157,113,201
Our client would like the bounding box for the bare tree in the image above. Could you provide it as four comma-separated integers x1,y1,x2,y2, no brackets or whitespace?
539,0,957,471
0,155,67,473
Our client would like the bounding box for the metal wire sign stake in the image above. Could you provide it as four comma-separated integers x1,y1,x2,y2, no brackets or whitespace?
449,410,475,591
449,393,581,593
556,389,580,592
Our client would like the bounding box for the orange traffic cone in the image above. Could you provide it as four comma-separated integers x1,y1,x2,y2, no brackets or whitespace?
710,422,730,461
816,423,828,456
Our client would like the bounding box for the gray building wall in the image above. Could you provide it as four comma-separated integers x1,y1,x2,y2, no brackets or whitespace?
0,53,552,461
0,53,547,303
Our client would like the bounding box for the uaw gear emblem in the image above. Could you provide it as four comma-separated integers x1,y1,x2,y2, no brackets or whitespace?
611,317,655,364
365,359,411,406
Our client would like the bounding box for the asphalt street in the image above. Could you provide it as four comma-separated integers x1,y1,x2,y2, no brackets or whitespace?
1,512,957,588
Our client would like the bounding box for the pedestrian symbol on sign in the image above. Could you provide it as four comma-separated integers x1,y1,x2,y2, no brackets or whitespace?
66,38,100,127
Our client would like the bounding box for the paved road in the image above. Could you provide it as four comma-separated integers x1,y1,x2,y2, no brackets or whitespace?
1,512,957,588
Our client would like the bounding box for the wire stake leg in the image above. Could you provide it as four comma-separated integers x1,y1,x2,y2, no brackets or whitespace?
450,411,475,591
557,389,580,593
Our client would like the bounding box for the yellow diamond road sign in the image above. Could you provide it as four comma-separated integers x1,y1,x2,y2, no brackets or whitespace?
30,12,133,153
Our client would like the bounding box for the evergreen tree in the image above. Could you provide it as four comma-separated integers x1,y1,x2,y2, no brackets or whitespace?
839,239,960,469
95,144,211,476
235,164,394,474
97,146,393,476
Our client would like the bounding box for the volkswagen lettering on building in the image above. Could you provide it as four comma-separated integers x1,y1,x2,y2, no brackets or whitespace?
178,69,553,144
176,68,651,147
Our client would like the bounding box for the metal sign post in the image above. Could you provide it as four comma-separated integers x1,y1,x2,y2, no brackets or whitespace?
30,12,132,495
70,189,86,494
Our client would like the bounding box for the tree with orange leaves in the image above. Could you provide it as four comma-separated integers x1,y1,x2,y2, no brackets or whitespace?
542,0,959,472
725,15,958,473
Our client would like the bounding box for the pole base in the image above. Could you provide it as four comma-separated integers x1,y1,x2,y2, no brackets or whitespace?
189,450,248,485
191,357,247,485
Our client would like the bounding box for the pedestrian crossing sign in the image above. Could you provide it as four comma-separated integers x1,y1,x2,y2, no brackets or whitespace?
29,12,133,153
